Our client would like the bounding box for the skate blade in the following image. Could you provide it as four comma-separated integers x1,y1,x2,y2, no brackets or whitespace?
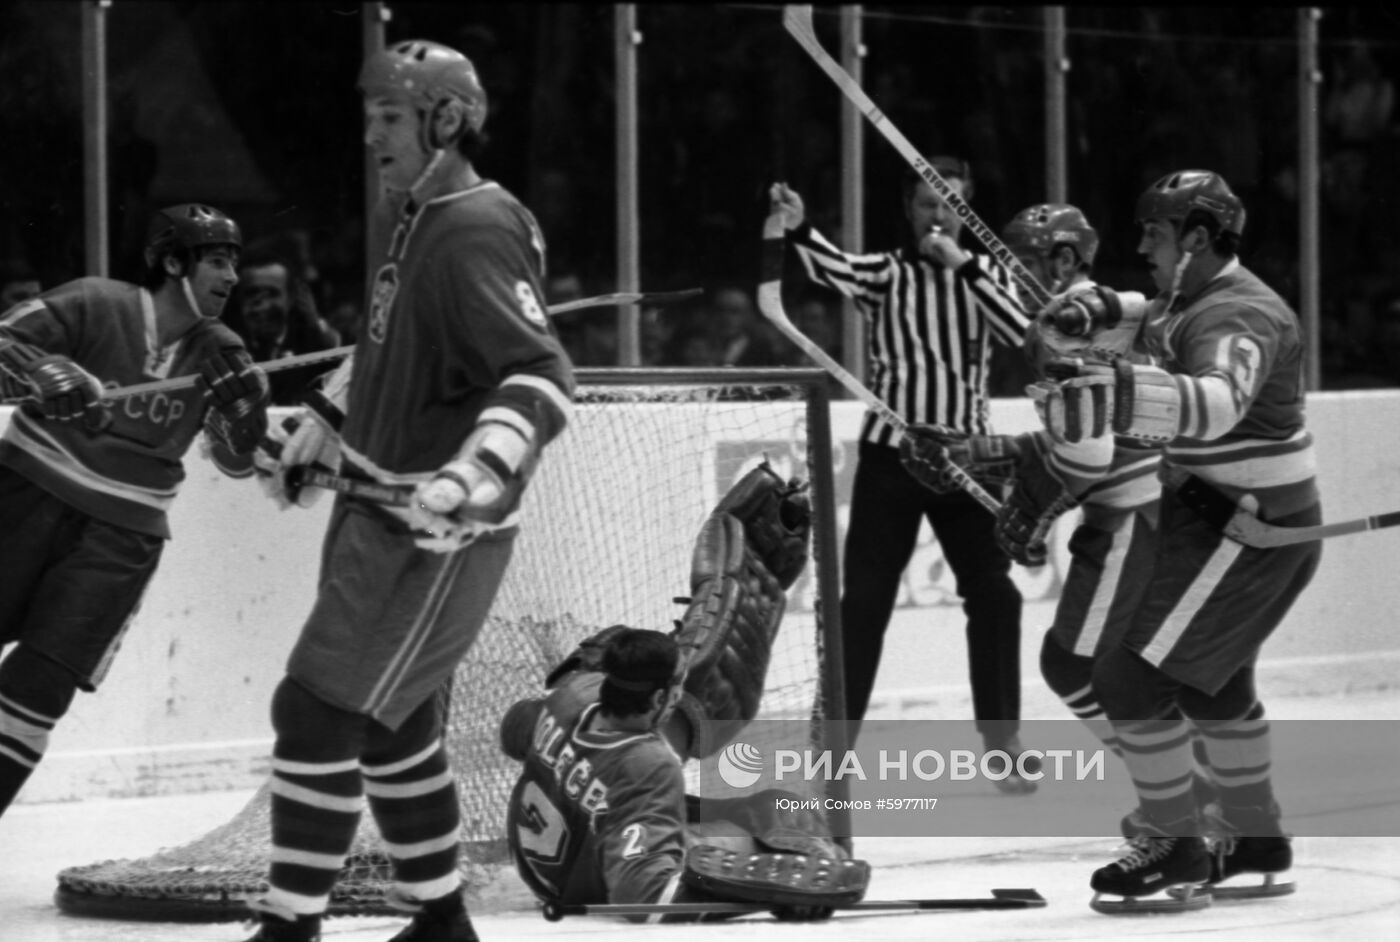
1090,884,1211,914
992,776,1038,796
1172,872,1296,901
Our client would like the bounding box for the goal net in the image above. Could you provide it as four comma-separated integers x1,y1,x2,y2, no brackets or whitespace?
54,368,844,922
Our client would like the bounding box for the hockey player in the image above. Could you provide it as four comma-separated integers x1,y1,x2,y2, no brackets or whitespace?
905,204,1162,754
241,40,573,942
0,204,268,817
500,464,871,921
1027,171,1317,912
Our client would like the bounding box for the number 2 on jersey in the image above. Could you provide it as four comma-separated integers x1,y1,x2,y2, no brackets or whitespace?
619,822,648,859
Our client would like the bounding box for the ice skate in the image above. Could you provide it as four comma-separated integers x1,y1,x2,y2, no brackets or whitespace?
241,914,322,942
1185,804,1295,900
984,737,1041,795
1088,821,1212,914
385,891,479,942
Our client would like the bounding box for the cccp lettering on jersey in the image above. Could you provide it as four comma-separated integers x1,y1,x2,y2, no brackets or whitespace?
120,391,187,428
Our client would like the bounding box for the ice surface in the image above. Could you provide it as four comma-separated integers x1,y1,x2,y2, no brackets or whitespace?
5,686,1398,941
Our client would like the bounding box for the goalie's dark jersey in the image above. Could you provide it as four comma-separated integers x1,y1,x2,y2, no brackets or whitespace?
503,671,688,906
0,278,244,538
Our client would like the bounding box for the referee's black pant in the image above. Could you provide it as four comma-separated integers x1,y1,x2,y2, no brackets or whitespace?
840,441,1024,748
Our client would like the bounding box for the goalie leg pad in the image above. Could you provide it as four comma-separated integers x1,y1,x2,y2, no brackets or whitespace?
673,513,787,758
670,462,812,758
682,844,871,910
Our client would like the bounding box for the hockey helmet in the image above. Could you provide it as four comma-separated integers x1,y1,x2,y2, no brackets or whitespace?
1002,203,1099,267
1135,170,1245,236
144,204,241,269
358,40,488,140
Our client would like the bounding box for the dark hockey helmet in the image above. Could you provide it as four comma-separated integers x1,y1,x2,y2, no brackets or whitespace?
358,39,488,143
143,204,241,270
1002,203,1099,267
1135,169,1246,236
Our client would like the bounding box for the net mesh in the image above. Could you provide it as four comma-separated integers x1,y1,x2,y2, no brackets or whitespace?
54,374,837,922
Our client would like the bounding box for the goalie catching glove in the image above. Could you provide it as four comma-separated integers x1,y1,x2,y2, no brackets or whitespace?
899,424,1020,493
670,462,812,758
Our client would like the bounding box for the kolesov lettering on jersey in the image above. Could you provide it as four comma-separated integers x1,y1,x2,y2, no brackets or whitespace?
531,707,610,819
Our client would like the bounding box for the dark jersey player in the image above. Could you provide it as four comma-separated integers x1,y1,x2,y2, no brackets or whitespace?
501,465,871,923
243,39,573,942
0,203,268,818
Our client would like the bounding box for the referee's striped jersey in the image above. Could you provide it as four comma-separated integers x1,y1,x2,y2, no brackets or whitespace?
788,221,1031,445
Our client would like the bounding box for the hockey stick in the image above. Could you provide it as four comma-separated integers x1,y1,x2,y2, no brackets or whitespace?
0,289,705,408
547,286,702,314
1173,473,1400,548
97,345,356,403
1228,510,1400,548
782,5,1052,310
283,465,412,507
541,887,1046,920
759,213,1002,515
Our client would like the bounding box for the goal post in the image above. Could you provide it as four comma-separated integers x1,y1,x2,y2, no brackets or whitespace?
53,367,848,922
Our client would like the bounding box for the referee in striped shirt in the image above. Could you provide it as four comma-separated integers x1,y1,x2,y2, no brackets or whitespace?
770,158,1038,792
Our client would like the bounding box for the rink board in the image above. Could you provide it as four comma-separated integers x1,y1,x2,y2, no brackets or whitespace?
5,389,1400,803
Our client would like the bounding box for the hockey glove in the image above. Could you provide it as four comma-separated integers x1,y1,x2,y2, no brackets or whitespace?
0,338,109,428
1030,356,1184,445
408,421,530,553
544,624,635,688
253,413,339,509
900,424,1020,492
995,437,1079,567
198,348,270,454
1037,284,1123,338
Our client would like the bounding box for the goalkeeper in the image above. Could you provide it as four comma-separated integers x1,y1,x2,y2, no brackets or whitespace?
499,463,871,921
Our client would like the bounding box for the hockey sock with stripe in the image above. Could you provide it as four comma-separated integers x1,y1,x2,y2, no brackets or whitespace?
0,646,78,816
363,735,462,903
1195,701,1279,825
262,678,368,916
1113,712,1199,829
